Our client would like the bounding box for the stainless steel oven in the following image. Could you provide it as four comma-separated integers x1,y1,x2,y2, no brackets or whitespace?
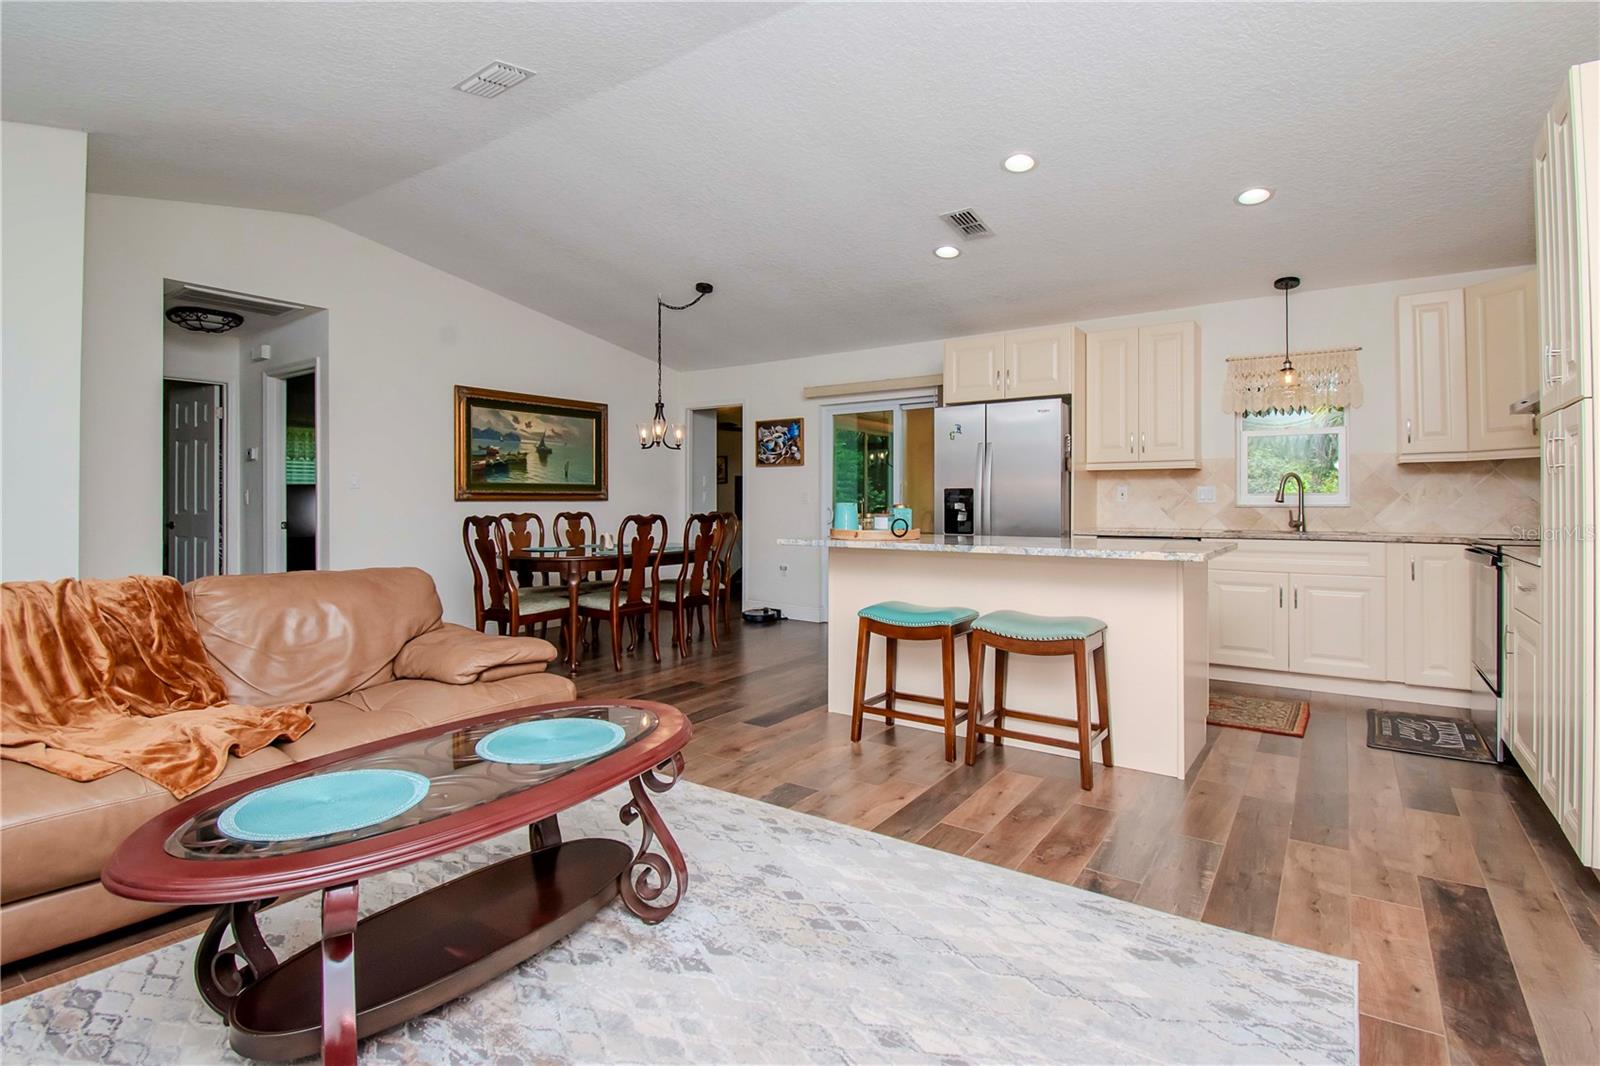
1466,544,1504,696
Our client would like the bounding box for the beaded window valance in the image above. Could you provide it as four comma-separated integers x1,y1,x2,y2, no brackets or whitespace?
1224,347,1363,415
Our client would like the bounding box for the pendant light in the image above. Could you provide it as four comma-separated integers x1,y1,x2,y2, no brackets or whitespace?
1274,276,1301,386
640,282,713,450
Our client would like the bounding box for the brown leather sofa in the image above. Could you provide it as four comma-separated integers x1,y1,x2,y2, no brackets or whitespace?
0,567,576,966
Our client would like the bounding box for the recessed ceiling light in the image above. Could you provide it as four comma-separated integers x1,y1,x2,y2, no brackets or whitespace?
934,245,961,259
1235,187,1274,206
1002,153,1036,173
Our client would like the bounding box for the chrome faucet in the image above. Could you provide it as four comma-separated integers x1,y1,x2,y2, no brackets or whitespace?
1275,472,1307,533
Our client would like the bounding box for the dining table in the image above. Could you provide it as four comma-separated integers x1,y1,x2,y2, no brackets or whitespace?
508,544,687,675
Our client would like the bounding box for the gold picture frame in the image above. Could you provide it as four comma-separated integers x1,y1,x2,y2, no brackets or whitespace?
453,385,608,501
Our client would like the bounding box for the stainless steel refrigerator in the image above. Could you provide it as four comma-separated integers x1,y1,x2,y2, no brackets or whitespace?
934,398,1071,537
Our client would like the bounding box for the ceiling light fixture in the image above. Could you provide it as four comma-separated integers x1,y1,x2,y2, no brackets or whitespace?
1275,276,1301,386
934,245,961,259
165,306,245,334
1236,187,1274,206
640,282,713,450
1002,153,1036,173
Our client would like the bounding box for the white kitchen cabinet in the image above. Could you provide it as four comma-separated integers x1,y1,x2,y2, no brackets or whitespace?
1402,544,1473,690
944,327,1079,405
1138,322,1199,465
1209,570,1289,670
1534,64,1596,413
1465,271,1541,455
1397,290,1469,457
943,333,1006,404
1085,321,1199,470
1289,574,1387,681
1084,328,1140,464
1540,402,1593,852
1507,605,1541,780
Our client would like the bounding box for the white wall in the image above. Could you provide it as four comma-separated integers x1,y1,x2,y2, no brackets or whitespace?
2,122,87,580
163,326,243,574
81,194,683,625
674,265,1532,621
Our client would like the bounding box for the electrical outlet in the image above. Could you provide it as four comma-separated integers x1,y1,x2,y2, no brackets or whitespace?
1196,485,1217,504
1115,483,1130,503
778,564,789,577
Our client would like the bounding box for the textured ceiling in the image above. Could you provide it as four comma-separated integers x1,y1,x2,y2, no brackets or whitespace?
4,2,1596,369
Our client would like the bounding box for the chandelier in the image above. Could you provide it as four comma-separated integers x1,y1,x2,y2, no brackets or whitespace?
640,282,713,450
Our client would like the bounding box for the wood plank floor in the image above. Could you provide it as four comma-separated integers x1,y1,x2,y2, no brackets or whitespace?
7,617,1598,1066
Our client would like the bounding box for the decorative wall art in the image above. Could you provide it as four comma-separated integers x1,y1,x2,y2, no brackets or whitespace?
454,385,608,501
755,418,805,467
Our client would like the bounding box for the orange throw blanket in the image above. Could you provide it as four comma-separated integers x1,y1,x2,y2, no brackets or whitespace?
2,576,314,799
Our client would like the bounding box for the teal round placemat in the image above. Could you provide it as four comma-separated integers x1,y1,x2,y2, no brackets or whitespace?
217,769,431,842
476,718,626,765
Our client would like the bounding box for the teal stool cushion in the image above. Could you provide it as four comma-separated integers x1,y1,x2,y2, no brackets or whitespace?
974,610,1106,641
859,601,978,628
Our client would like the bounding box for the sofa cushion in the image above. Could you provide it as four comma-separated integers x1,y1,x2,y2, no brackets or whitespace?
392,623,556,685
186,568,443,704
0,745,294,905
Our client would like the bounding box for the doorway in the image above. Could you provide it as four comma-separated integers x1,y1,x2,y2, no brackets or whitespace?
263,366,320,572
162,380,224,582
687,403,744,599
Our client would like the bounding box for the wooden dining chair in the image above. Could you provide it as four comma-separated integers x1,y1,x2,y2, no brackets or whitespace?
713,512,741,632
660,512,725,656
462,515,569,640
576,514,667,670
499,512,547,586
551,511,598,548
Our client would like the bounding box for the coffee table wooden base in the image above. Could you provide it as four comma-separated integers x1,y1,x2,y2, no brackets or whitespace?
193,772,690,1066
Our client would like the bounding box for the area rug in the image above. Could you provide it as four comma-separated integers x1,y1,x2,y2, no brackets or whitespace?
1366,708,1495,763
2,781,1357,1064
1208,693,1311,737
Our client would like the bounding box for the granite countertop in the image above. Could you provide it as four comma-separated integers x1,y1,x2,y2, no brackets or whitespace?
1503,544,1542,566
777,534,1236,563
1092,527,1540,547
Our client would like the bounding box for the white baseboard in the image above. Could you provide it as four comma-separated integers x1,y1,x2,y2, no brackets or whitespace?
1210,665,1489,710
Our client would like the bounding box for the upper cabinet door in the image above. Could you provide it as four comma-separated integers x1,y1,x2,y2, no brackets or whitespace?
1535,64,1595,414
1005,327,1072,398
1397,290,1469,456
943,333,1005,405
1137,321,1198,464
1465,271,1540,453
1084,328,1140,464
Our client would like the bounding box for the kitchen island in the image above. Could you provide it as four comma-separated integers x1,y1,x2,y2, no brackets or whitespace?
777,534,1237,779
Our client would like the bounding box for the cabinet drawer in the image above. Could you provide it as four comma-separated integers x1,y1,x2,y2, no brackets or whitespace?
1204,538,1387,577
1508,559,1541,622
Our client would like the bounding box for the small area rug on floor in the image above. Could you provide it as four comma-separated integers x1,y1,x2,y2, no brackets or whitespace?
1208,693,1311,737
3,781,1356,1064
1366,708,1495,763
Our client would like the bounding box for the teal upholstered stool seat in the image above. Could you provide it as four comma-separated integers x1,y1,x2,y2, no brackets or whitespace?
852,601,977,763
973,610,1106,641
965,612,1113,790
858,601,979,629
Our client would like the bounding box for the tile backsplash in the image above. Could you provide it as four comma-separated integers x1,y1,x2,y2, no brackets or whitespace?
1093,454,1539,537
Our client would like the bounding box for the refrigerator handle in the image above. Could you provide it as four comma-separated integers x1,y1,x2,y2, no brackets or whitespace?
984,443,994,534
974,441,986,535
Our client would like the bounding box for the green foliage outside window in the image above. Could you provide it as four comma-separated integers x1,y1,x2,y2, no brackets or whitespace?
1241,407,1344,499
833,426,892,513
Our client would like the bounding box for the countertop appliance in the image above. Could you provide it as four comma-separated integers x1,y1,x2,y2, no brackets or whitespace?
1466,543,1506,760
934,398,1070,537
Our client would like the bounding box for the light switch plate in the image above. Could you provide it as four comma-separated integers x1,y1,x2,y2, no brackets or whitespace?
1196,485,1217,503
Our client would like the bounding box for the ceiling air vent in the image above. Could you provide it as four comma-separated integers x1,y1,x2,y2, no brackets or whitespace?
453,61,535,99
940,209,993,240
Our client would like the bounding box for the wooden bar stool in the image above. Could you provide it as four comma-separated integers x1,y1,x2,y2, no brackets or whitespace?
851,600,978,762
963,610,1113,790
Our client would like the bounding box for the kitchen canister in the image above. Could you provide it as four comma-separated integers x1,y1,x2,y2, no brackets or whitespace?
891,504,914,527
833,502,859,531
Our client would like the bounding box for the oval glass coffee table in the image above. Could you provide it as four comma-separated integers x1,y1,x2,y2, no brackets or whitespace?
102,700,691,1066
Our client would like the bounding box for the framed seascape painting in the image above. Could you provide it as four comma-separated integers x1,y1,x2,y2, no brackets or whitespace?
453,385,608,501
755,417,804,467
